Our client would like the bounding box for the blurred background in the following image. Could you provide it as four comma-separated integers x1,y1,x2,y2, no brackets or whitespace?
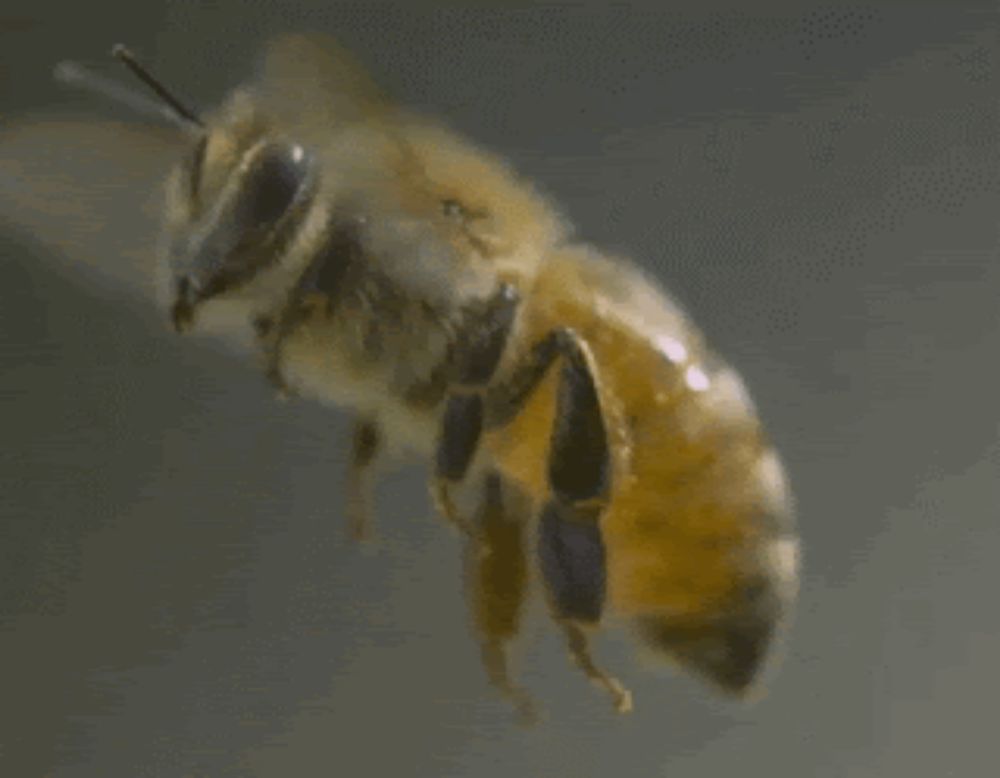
1,1,997,776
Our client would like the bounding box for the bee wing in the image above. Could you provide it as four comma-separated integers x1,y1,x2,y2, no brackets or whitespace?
565,247,701,350
0,117,182,301
255,32,402,147
253,31,442,210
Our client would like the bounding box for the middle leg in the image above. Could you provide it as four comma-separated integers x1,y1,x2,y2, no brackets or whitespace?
465,471,536,724
431,283,519,534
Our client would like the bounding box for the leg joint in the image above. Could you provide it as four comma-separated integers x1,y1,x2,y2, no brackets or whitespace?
451,282,521,388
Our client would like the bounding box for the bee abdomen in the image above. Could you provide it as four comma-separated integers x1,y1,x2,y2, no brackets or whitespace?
625,440,799,696
634,577,780,695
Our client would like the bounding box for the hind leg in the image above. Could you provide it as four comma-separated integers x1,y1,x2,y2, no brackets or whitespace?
466,472,536,723
485,327,632,713
533,332,632,713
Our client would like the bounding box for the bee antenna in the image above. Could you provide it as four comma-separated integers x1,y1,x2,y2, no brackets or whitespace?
111,44,204,130
53,59,175,126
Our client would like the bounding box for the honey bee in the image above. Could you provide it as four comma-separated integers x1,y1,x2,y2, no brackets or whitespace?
0,34,799,721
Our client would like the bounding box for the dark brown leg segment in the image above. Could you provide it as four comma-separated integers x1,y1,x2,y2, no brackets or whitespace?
479,327,630,713
431,284,519,534
527,330,631,713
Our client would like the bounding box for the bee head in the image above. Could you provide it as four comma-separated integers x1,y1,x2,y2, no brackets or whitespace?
110,46,315,333
162,95,314,332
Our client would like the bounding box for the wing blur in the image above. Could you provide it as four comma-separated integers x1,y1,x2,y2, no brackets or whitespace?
255,32,396,135
0,117,181,301
253,32,442,212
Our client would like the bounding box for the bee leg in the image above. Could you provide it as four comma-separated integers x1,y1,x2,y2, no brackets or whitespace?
466,471,537,724
540,502,633,714
479,326,630,711
432,394,482,535
254,300,313,401
346,418,380,542
558,619,632,714
252,313,292,398
530,331,631,714
431,283,520,535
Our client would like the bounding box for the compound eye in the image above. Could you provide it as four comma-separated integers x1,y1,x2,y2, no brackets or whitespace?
172,140,313,303
241,142,309,228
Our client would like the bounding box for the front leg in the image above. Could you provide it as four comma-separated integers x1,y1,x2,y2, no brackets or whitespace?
255,222,365,399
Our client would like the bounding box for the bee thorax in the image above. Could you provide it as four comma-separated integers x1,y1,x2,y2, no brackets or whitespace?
272,260,463,451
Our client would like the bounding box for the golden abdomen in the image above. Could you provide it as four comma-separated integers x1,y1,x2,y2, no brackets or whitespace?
487,253,796,635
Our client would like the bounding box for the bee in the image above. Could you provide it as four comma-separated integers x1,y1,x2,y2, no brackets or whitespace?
0,34,799,721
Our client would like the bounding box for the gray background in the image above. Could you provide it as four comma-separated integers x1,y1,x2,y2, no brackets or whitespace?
1,1,998,776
